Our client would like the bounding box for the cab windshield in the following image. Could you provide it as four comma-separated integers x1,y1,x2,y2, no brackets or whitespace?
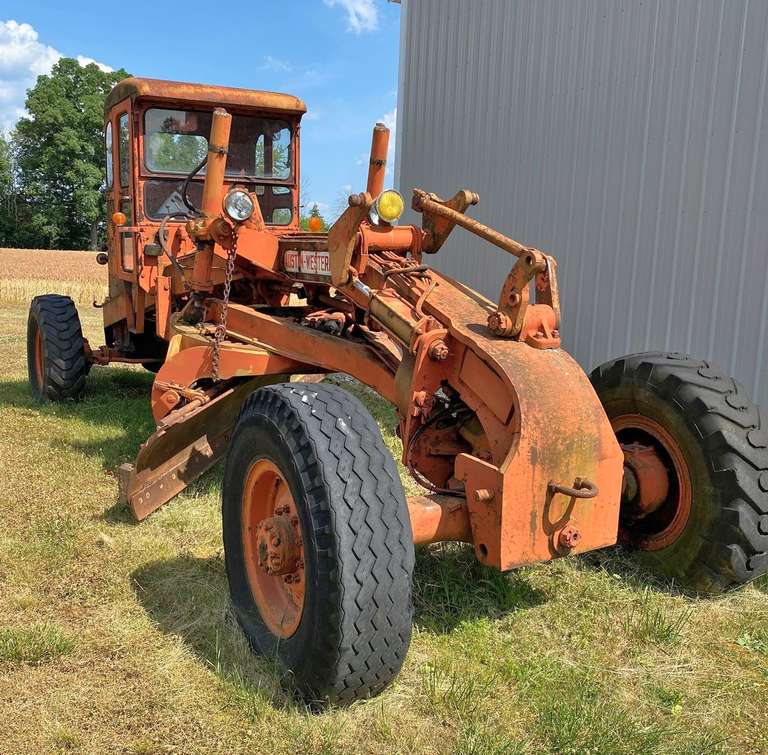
142,107,294,224
144,108,292,179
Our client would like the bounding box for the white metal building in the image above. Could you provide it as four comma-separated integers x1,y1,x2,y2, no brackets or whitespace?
395,0,768,404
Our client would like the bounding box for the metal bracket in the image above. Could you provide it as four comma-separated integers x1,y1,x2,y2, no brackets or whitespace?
488,249,546,337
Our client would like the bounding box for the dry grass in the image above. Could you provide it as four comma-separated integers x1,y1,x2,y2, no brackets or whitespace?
0,252,767,753
0,248,107,305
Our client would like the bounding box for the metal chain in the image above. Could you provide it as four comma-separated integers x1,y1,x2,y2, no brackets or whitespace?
211,230,239,382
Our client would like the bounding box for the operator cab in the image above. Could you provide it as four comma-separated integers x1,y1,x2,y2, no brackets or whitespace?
103,77,306,280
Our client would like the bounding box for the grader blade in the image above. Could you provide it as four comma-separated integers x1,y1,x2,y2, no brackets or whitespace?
118,378,268,520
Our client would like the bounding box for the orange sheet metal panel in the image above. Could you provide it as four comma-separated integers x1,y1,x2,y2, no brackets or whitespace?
105,78,307,117
456,346,624,570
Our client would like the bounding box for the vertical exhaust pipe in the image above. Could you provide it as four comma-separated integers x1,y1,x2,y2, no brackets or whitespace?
201,108,232,217
191,108,232,291
366,122,389,198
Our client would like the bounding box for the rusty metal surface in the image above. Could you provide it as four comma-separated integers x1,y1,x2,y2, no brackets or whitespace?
413,188,526,258
101,104,625,573
327,193,373,286
120,379,263,520
105,77,307,118
407,495,471,545
421,268,625,569
366,124,389,198
213,302,399,405
151,342,305,421
621,442,670,516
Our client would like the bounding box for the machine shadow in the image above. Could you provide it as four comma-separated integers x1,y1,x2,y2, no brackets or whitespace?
412,544,547,632
131,545,548,708
131,554,301,711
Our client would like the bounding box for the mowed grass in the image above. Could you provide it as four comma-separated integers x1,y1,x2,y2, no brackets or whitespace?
1,253,768,753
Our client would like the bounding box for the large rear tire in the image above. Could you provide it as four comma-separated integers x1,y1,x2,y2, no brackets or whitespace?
27,295,88,402
591,352,768,593
222,382,415,704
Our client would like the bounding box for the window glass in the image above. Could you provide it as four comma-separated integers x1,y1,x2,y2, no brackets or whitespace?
144,108,292,180
105,122,113,187
119,113,130,187
120,233,134,272
143,180,291,225
271,208,292,225
144,109,208,174
253,127,291,179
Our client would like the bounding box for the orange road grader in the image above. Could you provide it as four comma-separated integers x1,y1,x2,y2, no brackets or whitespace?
26,78,768,704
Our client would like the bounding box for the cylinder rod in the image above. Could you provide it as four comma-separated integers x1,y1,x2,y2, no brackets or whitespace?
408,494,472,545
414,191,529,258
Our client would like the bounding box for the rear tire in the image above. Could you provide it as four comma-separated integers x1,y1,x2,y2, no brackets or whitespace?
222,382,415,704
591,352,768,593
27,295,88,402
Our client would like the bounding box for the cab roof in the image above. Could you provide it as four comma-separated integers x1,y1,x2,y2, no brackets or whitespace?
105,77,307,118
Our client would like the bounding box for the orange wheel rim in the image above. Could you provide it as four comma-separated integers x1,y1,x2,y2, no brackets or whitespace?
33,325,44,389
612,413,692,550
241,459,305,638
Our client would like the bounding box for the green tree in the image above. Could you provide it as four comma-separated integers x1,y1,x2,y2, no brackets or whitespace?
0,133,15,245
300,203,328,231
13,58,129,250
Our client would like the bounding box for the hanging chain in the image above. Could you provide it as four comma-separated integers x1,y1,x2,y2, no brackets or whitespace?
211,230,239,382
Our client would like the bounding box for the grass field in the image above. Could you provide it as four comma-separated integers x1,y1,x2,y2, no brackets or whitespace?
1,249,767,754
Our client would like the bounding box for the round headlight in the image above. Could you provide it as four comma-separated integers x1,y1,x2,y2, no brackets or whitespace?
223,189,255,222
371,189,404,225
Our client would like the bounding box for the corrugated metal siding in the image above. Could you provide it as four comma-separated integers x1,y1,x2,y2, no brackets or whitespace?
396,0,768,404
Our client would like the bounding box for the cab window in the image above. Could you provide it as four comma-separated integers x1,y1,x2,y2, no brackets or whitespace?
118,113,130,187
105,121,113,187
143,107,292,180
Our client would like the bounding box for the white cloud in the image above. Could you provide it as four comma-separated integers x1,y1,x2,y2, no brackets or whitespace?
324,0,379,33
259,55,291,73
76,55,113,73
0,20,112,133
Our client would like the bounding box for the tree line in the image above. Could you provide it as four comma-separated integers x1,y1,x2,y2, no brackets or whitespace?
0,58,129,250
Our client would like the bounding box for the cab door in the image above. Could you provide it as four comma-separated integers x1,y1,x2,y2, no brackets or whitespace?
104,103,141,332
115,109,137,280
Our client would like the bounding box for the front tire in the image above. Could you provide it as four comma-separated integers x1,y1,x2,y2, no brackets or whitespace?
591,352,768,593
27,295,88,402
222,382,415,704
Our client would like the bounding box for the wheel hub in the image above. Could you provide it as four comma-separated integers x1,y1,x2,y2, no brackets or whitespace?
255,514,300,576
612,413,693,551
621,441,670,518
241,459,306,638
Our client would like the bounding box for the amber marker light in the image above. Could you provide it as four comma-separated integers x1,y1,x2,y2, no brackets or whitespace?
308,215,324,233
112,211,127,226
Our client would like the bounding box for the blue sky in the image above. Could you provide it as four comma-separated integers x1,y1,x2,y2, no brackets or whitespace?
0,0,401,219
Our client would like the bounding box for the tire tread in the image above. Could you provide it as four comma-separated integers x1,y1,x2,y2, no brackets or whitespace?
591,351,768,591
27,294,87,401
227,382,414,703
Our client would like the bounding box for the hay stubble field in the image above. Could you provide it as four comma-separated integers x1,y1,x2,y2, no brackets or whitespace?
0,248,767,754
